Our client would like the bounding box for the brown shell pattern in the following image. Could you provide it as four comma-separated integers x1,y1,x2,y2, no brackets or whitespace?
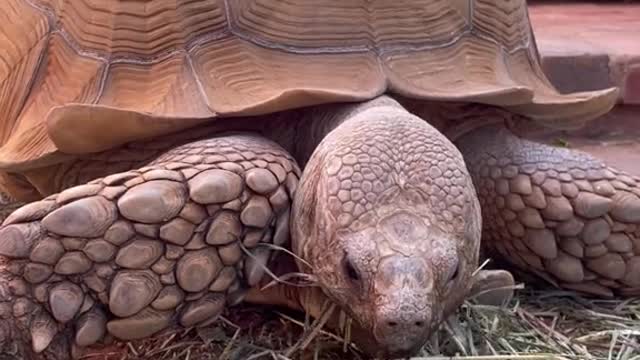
0,0,617,168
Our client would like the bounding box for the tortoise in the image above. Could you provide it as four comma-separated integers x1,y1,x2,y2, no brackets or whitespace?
0,0,638,358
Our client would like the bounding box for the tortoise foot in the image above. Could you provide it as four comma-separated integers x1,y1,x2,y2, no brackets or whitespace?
0,134,299,357
458,124,640,298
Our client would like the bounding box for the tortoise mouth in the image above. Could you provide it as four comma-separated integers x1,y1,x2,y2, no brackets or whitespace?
351,327,428,359
326,298,434,358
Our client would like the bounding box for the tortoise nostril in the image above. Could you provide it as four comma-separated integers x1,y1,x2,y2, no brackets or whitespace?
384,319,426,329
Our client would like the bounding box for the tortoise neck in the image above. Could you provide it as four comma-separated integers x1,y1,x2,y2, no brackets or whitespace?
398,99,523,142
272,96,404,167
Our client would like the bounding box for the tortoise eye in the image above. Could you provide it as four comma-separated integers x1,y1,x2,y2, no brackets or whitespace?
450,264,459,282
343,256,360,282
446,259,460,283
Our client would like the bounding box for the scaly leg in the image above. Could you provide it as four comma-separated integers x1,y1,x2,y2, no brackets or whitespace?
0,133,299,358
457,124,640,297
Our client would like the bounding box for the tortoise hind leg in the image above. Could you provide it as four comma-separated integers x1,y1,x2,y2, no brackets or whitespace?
0,134,299,358
456,124,640,298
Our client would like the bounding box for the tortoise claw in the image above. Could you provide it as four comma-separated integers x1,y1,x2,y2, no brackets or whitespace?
30,310,59,353
468,269,515,306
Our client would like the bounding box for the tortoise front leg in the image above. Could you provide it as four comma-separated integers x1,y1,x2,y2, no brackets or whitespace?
456,124,640,297
0,134,299,358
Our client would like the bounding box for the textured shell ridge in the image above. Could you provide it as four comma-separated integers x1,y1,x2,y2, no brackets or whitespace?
0,0,618,171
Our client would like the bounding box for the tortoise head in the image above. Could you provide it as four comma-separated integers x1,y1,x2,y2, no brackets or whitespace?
291,101,482,357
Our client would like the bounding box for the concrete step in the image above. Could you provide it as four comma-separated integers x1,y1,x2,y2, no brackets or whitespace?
529,1,640,104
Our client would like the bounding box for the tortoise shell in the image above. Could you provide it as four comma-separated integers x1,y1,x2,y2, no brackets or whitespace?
0,0,617,169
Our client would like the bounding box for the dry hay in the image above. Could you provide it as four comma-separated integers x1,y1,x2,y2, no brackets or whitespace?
76,280,640,360
77,246,640,360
